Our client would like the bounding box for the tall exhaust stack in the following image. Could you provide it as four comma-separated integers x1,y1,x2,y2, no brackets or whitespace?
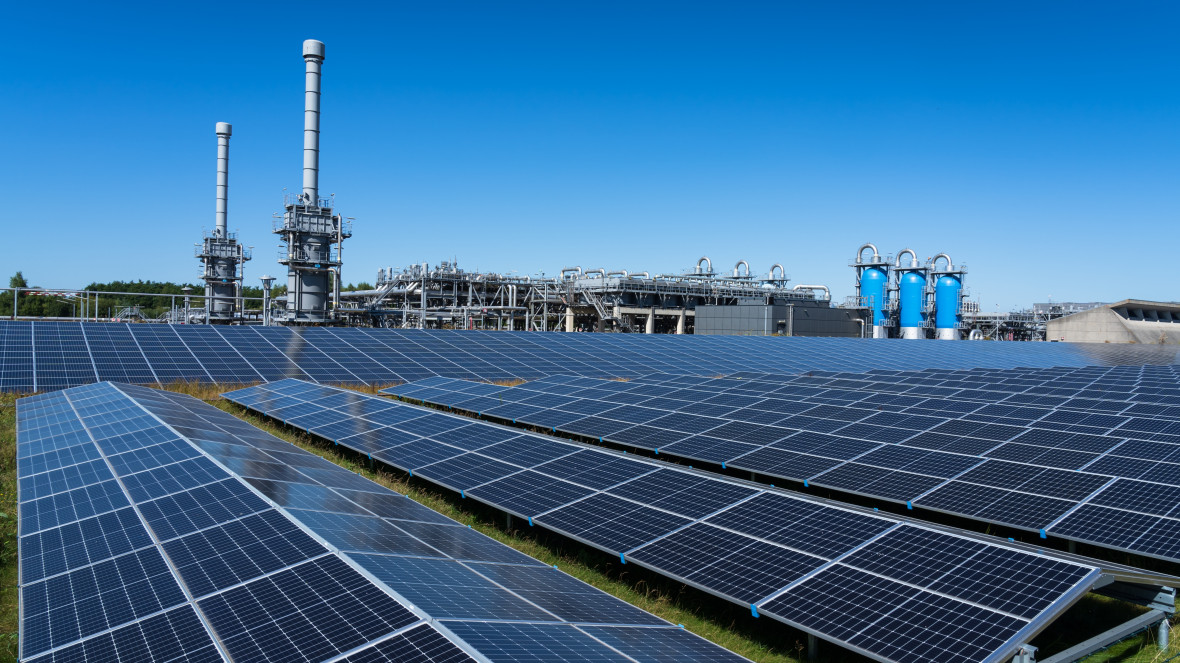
302,40,324,202
215,122,231,236
274,39,351,324
198,122,250,323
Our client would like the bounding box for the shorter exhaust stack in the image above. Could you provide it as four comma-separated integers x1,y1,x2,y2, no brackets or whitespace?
198,122,250,323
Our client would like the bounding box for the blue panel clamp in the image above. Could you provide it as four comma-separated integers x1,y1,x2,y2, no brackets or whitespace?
460,490,465,498
619,553,626,564
528,517,533,526
750,604,760,618
1039,529,1047,539
803,479,809,487
906,501,912,510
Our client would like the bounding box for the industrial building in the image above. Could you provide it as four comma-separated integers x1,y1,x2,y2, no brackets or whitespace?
338,258,834,333
1046,299,1180,344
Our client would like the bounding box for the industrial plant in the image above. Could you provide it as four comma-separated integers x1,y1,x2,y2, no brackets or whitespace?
180,40,978,339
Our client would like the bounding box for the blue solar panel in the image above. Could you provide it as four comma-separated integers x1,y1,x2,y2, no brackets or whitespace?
228,378,1144,663
18,382,741,662
3,319,1178,394
400,366,1180,563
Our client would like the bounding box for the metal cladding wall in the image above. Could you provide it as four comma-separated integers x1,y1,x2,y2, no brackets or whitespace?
861,267,888,326
695,303,862,337
935,275,962,331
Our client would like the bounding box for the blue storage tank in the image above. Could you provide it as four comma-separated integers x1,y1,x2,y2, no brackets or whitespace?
861,267,888,326
935,275,962,331
899,271,925,330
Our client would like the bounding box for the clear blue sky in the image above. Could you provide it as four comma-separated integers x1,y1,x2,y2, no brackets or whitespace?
6,2,1177,310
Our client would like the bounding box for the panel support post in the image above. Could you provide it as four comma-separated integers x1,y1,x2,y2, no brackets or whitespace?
1160,616,1170,651
506,513,514,531
1011,645,1036,663
807,634,817,660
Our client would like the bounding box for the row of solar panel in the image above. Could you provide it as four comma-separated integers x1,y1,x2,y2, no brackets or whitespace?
17,382,744,663
737,365,1180,410
3,319,1179,393
223,378,1111,663
387,369,1180,563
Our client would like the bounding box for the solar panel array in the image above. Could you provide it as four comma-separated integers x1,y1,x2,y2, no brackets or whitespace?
18,382,747,663
224,378,1120,663
386,364,1180,564
3,319,1179,393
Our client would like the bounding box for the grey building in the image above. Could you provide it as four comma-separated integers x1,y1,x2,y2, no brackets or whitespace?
695,301,866,337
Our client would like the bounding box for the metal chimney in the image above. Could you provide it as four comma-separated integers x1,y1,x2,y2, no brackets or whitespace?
274,39,350,324
199,121,250,323
215,122,231,237
302,39,325,203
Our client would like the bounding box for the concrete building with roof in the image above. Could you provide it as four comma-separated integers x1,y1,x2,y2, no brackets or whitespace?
1046,299,1180,344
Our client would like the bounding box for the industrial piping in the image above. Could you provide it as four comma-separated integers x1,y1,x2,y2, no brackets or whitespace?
792,284,830,300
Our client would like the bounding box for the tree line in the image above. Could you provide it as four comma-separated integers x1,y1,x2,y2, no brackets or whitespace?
2,272,373,319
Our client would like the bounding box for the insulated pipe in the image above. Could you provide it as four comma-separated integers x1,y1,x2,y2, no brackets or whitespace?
585,268,605,278
696,256,712,274
768,264,785,280
215,122,231,237
631,271,649,278
895,248,918,268
607,270,628,278
302,39,326,203
930,253,954,270
560,266,582,280
856,243,880,263
733,260,750,278
327,267,341,313
793,284,831,300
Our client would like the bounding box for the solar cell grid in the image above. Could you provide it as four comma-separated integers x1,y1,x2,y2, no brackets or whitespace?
227,378,1133,663
23,381,756,663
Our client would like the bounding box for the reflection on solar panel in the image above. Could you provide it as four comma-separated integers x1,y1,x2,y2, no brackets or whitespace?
17,382,746,663
3,319,1178,393
393,365,1180,564
221,378,1165,663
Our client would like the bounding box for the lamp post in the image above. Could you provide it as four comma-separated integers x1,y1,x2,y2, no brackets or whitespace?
260,275,275,327
182,286,192,324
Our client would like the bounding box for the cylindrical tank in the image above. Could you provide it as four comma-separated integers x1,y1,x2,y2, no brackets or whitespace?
935,275,962,339
899,271,925,338
861,267,888,326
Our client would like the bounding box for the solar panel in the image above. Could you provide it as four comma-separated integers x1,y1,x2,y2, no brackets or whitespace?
400,367,1180,563
225,378,1159,663
18,382,747,663
3,319,1178,394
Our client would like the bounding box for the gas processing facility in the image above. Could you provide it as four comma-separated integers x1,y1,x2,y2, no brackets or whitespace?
7,39,1180,663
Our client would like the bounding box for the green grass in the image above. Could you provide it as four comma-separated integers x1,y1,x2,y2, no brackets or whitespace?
1,384,1178,663
0,393,18,663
